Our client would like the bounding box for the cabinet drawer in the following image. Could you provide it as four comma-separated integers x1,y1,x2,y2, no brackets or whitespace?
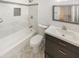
45,34,79,54
45,40,79,58
57,47,79,58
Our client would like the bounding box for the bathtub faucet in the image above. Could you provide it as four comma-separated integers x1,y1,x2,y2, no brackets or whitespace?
29,25,33,28
0,18,3,23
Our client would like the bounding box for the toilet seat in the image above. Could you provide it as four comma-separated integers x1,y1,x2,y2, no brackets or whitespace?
30,34,43,47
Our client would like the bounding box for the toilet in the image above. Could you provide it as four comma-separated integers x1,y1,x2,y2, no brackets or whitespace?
30,24,48,53
30,34,43,53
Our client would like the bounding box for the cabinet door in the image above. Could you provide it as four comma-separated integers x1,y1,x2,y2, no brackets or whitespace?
45,37,79,58
45,52,52,58
45,34,79,54
45,39,61,57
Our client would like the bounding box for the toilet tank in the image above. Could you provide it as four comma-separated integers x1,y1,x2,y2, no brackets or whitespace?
38,24,48,35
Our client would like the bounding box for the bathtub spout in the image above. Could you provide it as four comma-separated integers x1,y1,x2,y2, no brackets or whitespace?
0,18,3,23
29,25,33,28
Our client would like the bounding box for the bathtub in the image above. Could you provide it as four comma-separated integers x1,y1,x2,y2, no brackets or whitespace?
0,21,35,57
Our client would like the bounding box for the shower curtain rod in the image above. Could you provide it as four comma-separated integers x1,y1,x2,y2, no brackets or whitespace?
0,1,38,6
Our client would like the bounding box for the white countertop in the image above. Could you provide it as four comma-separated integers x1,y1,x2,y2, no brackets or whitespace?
45,25,79,47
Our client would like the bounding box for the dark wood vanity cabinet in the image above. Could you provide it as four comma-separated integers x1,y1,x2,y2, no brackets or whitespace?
45,34,79,58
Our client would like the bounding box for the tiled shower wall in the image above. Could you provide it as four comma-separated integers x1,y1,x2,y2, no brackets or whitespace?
28,6,38,32
0,2,29,25
2,0,28,4
3,0,38,4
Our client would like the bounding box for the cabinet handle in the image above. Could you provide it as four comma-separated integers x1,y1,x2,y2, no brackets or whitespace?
59,42,66,47
58,50,67,55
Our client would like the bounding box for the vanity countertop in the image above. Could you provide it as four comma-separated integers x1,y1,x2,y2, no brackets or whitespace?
45,25,79,47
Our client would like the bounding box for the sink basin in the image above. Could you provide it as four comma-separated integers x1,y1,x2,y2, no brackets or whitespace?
55,28,76,40
45,26,79,47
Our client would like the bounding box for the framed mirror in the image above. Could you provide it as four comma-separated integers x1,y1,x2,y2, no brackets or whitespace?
53,5,79,24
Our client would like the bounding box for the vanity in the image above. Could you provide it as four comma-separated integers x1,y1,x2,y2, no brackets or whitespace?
45,26,79,58
44,4,79,58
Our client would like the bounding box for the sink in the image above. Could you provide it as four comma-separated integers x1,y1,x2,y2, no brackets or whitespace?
47,26,79,41
54,27,76,40
45,25,79,47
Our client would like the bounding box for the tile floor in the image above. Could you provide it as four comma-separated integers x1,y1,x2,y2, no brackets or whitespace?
21,46,44,58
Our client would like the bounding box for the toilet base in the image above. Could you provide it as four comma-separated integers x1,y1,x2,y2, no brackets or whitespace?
30,34,44,54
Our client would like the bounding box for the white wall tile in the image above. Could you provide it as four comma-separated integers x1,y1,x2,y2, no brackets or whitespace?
3,0,28,4
28,6,38,32
0,3,29,25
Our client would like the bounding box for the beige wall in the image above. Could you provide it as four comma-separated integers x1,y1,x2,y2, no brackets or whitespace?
38,0,79,32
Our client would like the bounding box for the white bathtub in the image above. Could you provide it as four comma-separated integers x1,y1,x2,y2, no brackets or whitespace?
0,21,35,57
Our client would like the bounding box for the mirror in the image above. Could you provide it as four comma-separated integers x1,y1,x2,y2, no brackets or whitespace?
53,5,79,24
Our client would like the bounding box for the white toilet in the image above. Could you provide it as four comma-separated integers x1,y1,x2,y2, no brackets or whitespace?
30,24,48,53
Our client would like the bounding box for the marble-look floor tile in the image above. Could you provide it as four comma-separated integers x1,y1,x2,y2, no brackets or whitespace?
21,46,44,58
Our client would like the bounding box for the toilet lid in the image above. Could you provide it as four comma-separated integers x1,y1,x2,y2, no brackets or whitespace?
30,34,43,44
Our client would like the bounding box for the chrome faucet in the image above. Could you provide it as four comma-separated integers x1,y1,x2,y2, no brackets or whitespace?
29,25,33,28
0,18,3,23
62,25,67,31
